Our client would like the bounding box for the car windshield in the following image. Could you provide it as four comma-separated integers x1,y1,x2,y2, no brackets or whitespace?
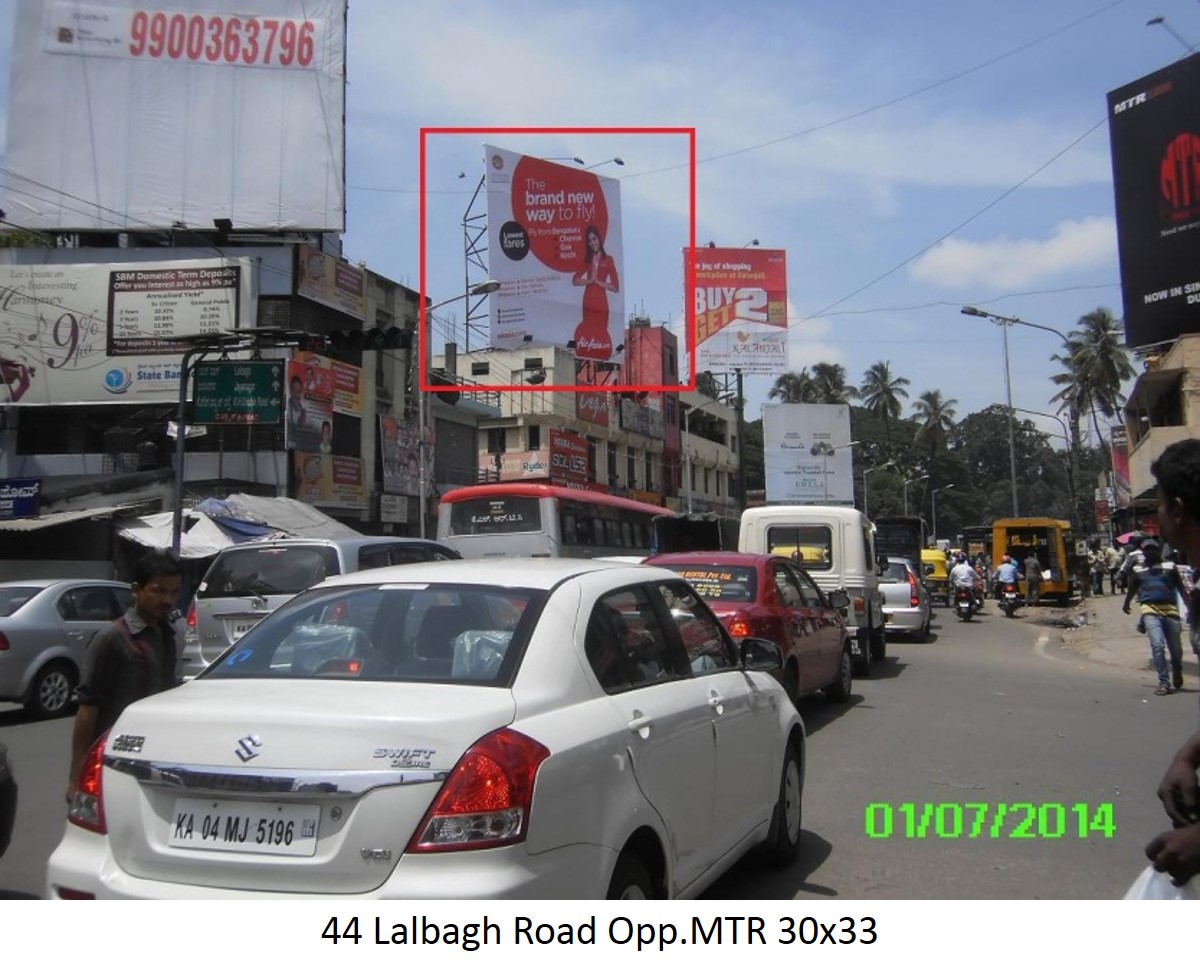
654,564,757,603
204,583,546,686
0,586,43,616
881,560,913,583
201,546,340,597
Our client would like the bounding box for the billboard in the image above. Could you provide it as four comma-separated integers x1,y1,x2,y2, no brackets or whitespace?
762,403,854,504
486,146,624,361
0,258,257,405
1110,424,1131,508
284,359,333,453
4,0,346,232
690,247,788,374
380,415,422,497
1108,52,1200,348
294,452,366,509
296,245,366,321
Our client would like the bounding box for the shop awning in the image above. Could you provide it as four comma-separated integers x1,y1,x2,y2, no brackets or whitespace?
0,505,129,532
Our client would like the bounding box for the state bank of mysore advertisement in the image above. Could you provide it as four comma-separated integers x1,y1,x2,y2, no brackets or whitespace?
486,146,624,362
691,247,788,375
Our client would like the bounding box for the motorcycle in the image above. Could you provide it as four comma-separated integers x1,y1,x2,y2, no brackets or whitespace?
954,586,976,622
997,582,1022,618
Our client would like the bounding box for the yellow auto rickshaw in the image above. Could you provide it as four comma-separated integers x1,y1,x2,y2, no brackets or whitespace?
921,547,950,607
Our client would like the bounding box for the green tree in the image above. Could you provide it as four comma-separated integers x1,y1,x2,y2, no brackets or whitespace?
858,360,910,437
911,389,958,460
768,370,816,403
695,371,722,400
1065,307,1136,448
810,362,858,404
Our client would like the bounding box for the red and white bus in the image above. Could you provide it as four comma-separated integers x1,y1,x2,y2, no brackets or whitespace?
437,483,674,559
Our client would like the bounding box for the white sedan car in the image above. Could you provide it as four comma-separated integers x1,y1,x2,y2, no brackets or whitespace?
48,559,805,899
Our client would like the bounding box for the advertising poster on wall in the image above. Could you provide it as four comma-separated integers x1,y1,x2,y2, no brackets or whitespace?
486,145,624,361
1110,425,1132,508
380,415,422,497
762,403,854,504
294,452,367,509
4,0,347,232
296,245,367,321
549,429,589,488
285,359,334,453
1107,52,1200,348
0,258,256,405
293,350,362,416
689,247,788,375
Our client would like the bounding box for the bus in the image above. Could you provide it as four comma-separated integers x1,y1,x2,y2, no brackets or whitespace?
991,517,1076,605
872,516,929,568
437,483,674,559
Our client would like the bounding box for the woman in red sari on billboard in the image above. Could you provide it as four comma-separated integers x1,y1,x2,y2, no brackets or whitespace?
571,225,619,359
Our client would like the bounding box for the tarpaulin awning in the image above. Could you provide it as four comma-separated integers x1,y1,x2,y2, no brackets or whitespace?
0,505,128,532
115,511,257,560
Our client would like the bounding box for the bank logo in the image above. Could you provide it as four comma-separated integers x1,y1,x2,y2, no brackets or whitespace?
103,368,133,394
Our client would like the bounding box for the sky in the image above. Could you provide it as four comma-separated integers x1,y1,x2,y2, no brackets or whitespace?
2,0,1198,439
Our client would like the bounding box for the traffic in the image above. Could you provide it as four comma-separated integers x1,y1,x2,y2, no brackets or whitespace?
2,491,1178,901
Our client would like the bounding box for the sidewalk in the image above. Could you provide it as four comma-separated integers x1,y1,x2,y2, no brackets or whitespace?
1050,589,1200,688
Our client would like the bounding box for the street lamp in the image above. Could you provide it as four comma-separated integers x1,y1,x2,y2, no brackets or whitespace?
420,280,501,537
902,474,926,517
820,441,859,503
961,306,1070,517
1147,16,1195,52
931,483,956,546
584,158,625,170
861,461,895,520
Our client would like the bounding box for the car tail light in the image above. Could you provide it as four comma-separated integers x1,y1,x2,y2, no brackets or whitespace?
55,887,95,900
726,614,751,638
408,728,550,853
68,733,108,835
853,596,866,614
0,631,8,651
184,597,197,640
907,569,920,608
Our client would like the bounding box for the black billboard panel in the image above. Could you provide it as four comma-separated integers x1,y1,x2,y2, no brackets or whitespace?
1108,52,1200,349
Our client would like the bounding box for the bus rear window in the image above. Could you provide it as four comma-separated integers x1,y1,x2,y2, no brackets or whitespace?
449,497,543,535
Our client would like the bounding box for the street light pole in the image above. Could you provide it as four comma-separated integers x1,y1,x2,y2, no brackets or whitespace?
420,280,501,537
822,441,859,503
931,483,955,545
961,306,1072,519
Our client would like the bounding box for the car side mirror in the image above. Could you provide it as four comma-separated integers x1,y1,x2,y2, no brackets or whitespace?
740,637,783,671
828,590,851,612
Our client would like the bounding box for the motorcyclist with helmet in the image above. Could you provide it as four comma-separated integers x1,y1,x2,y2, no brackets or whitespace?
949,552,980,615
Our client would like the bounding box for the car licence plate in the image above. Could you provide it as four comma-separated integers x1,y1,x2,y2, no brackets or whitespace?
232,620,258,637
168,799,320,856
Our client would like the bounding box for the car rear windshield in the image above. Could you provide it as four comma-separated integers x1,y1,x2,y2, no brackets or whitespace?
766,526,833,571
655,564,757,602
0,586,43,616
201,546,339,597
204,583,546,686
881,560,912,583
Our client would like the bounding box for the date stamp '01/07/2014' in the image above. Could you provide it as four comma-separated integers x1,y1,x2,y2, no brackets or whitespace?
864,802,1116,840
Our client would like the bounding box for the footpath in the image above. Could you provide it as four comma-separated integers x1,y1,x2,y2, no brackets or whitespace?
1036,588,1200,690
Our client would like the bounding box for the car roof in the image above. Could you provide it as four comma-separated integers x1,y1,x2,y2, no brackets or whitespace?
214,536,435,552
647,551,765,567
0,579,129,588
313,557,682,591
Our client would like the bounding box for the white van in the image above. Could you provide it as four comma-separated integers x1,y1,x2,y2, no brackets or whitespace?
739,505,886,676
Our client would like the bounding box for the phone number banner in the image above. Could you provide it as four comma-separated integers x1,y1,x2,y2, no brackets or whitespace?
689,247,788,375
0,258,256,405
4,0,346,232
486,146,624,362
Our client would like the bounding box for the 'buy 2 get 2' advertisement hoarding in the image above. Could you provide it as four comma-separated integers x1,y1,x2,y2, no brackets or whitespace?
690,247,788,375
487,146,624,362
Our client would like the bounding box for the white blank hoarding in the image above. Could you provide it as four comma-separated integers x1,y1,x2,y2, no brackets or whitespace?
762,403,855,504
3,0,346,232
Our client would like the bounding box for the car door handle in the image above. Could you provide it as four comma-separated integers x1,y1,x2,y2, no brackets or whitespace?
67,630,85,640
627,713,654,738
707,695,725,715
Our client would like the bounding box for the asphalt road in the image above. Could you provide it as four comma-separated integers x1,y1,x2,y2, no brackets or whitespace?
0,599,1195,900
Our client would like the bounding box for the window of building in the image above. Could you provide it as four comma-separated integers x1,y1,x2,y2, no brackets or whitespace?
486,428,507,456
703,467,710,494
528,425,541,451
607,442,618,485
627,448,636,487
587,437,599,483
644,453,654,492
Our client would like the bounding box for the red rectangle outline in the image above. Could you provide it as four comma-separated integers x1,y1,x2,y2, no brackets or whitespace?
419,126,696,394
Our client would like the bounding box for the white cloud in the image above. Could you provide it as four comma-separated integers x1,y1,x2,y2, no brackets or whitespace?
906,216,1117,289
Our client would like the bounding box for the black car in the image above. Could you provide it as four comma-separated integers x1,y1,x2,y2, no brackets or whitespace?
0,740,16,860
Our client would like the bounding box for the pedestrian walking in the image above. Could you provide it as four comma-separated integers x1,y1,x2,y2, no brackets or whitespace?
1023,553,1043,607
1106,540,1123,594
1090,544,1107,595
1143,439,1200,887
1122,539,1186,696
66,550,182,798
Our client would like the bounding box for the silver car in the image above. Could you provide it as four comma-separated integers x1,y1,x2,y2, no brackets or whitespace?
878,558,933,642
0,580,132,718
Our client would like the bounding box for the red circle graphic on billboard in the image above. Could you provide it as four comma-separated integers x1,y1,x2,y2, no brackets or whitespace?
510,156,608,272
1160,132,1200,214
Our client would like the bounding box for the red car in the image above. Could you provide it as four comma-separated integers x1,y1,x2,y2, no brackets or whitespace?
645,551,853,706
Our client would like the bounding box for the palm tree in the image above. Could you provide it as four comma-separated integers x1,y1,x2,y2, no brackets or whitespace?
858,361,911,436
1067,308,1135,448
911,389,958,460
768,370,816,403
810,362,858,404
